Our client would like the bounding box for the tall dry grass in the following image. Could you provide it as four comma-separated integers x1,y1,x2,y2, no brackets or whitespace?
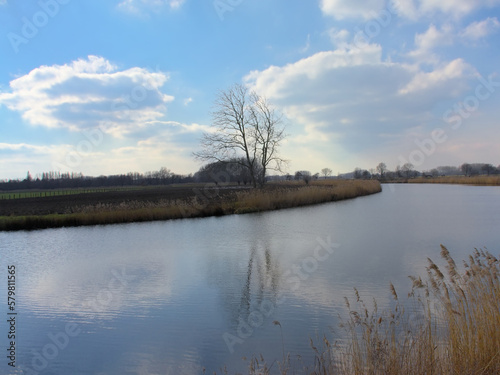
233,180,381,214
236,247,500,375
335,247,499,375
0,198,222,231
410,175,500,186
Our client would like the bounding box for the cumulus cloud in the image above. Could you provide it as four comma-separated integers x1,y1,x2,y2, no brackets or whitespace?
320,0,386,20
391,0,500,21
408,19,499,65
399,59,475,94
244,43,477,170
0,56,173,136
460,17,500,40
407,24,454,64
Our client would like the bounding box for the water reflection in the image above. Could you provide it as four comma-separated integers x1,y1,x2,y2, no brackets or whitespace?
22,241,174,321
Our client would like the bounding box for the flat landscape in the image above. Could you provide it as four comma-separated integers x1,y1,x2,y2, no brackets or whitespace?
0,180,382,231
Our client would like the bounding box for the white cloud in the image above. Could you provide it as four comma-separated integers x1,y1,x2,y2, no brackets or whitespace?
117,0,185,15
408,19,500,65
399,58,475,94
391,0,500,20
0,56,173,136
320,0,385,20
413,24,453,52
245,43,386,100
244,44,477,172
327,28,351,48
407,24,454,63
460,17,500,40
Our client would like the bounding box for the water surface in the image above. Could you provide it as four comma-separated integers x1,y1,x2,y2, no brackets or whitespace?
1,184,499,374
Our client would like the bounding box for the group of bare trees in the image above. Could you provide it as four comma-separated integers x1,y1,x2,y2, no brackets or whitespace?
194,84,287,188
351,162,500,180
0,167,193,191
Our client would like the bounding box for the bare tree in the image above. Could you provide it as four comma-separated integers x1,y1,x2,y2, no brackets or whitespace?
194,84,287,187
460,163,472,177
376,162,387,178
481,163,496,176
402,162,414,178
321,168,332,179
250,93,287,186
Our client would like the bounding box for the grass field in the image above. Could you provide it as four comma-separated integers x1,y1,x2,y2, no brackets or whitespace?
0,180,381,231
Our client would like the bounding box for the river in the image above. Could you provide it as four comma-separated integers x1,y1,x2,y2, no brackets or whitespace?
1,184,499,374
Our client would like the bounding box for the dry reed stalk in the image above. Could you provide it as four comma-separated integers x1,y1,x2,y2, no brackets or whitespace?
315,247,500,375
232,247,499,375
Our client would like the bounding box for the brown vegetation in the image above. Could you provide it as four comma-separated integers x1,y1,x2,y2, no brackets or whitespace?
408,175,500,186
0,180,381,231
233,180,381,214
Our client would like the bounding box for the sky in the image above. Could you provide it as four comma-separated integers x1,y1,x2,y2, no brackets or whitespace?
0,0,499,180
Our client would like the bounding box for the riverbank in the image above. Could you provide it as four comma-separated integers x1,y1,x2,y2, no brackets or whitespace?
383,175,500,186
0,180,381,231
238,247,500,375
409,175,500,185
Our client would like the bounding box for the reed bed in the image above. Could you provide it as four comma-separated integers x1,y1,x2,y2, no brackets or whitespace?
0,197,226,231
0,180,381,231
233,180,381,214
409,175,500,186
237,246,500,375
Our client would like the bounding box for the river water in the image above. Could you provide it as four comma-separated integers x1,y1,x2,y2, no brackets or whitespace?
1,184,499,374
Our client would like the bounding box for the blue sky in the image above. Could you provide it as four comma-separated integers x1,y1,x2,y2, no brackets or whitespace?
1,0,499,179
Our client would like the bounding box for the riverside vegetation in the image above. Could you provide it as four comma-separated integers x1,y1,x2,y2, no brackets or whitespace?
408,175,500,186
0,179,381,231
228,246,500,375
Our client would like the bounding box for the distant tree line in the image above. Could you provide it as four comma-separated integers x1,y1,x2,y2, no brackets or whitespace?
0,167,194,191
2,161,498,191
348,162,500,180
0,160,275,191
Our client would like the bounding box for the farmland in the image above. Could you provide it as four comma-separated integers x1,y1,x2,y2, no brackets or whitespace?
0,180,381,230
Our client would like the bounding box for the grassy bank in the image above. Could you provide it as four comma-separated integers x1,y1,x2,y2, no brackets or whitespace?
232,180,381,214
405,175,500,186
238,247,500,375
0,180,381,231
